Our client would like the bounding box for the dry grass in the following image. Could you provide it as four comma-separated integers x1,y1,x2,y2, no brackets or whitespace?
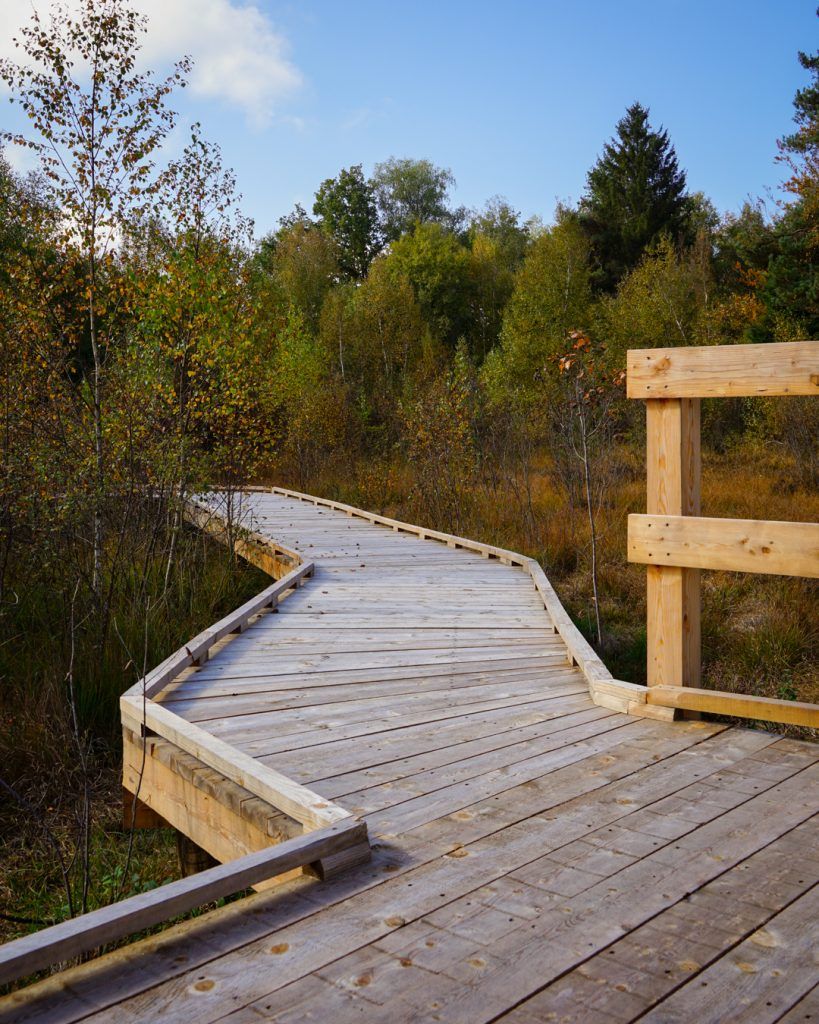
0,530,269,962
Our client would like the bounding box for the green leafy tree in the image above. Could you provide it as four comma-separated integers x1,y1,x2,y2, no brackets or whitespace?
580,102,689,291
777,19,819,242
127,125,271,508
272,309,348,486
468,197,530,271
313,164,380,280
767,19,819,336
490,212,593,391
318,259,425,443
597,236,712,360
386,221,473,347
403,340,479,533
256,215,339,333
466,233,516,360
0,0,189,591
765,204,819,337
372,157,459,241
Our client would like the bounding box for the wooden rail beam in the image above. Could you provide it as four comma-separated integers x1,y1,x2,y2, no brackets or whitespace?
120,695,350,831
629,514,819,579
0,819,367,988
647,685,819,728
628,340,819,398
122,560,314,701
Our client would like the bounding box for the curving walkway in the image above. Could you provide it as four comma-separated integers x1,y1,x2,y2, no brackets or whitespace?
2,489,818,1023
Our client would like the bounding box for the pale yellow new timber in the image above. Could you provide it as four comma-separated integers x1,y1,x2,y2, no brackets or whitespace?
648,685,819,728
629,514,819,579
645,397,701,689
628,340,819,398
121,694,350,832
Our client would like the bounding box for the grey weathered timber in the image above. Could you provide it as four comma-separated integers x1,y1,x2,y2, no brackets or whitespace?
0,489,816,1024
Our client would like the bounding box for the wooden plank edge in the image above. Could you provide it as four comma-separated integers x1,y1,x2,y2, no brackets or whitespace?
121,560,314,700
525,559,616,687
269,486,529,565
0,818,367,989
120,696,350,831
586,677,675,720
185,495,303,567
647,685,819,728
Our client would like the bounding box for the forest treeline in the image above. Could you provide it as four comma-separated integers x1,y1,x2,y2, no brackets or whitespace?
0,0,816,939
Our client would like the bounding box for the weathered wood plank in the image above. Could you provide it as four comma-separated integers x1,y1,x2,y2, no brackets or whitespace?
637,882,819,1024
0,819,367,989
2,726,789,1023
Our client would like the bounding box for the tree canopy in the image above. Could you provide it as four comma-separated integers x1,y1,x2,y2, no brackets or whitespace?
313,164,381,280
372,157,459,241
580,102,689,290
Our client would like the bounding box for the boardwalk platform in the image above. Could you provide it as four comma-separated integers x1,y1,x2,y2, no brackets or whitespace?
2,489,818,1023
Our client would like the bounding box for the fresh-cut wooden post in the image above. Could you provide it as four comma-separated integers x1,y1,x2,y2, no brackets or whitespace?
645,397,701,690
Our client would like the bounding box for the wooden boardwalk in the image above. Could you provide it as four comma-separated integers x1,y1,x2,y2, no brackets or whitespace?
2,489,818,1023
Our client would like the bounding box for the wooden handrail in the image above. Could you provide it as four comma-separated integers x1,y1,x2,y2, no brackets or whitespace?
628,340,819,727
0,819,366,987
627,340,819,398
628,514,819,579
122,495,358,830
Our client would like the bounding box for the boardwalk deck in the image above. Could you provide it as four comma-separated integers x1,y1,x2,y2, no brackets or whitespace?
2,490,817,1023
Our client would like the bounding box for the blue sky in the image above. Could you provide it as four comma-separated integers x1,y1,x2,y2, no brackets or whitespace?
2,0,816,235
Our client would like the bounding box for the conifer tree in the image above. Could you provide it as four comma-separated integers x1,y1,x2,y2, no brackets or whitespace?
581,102,688,290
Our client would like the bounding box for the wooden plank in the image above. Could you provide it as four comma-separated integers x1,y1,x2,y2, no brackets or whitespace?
185,739,813,1024
274,696,599,786
513,818,819,1022
637,883,819,1024
630,513,819,579
3,725,773,1022
120,696,351,830
0,818,367,989
645,397,701,689
527,562,611,686
121,560,314,700
627,340,819,398
121,730,304,883
648,685,819,728
269,486,531,565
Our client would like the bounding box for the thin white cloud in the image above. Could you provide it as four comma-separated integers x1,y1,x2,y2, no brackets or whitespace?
3,141,38,174
0,0,303,126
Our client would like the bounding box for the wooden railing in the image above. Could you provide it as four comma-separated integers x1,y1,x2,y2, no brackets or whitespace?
627,340,819,728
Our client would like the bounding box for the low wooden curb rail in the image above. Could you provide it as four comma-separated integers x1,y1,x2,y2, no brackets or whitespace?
0,819,367,988
121,497,359,834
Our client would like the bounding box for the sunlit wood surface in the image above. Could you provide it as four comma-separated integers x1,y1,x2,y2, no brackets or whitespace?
3,491,817,1024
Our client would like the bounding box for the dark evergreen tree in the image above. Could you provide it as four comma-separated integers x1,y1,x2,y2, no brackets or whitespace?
580,102,689,290
313,165,381,280
768,21,819,336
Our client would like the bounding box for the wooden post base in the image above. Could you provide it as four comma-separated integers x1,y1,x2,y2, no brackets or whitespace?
176,832,218,877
